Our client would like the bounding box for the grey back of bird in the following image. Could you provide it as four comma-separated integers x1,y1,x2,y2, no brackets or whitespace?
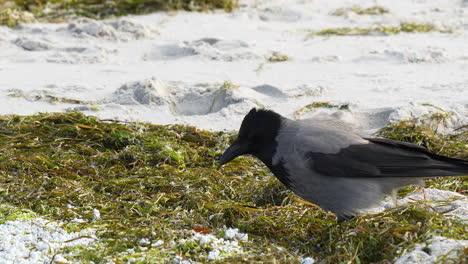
272,118,423,219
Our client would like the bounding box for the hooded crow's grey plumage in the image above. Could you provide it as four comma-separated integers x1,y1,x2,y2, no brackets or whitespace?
218,108,468,222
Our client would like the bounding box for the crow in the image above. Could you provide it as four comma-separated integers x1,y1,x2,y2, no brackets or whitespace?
218,108,468,222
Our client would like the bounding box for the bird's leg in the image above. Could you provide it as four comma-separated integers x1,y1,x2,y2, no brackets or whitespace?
391,189,398,207
414,187,427,200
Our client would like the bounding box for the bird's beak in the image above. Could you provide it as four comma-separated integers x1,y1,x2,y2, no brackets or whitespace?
218,139,249,169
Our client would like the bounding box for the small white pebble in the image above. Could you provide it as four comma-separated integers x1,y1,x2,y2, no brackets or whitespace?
128,258,136,263
199,235,214,245
207,249,220,260
152,240,164,247
224,228,238,240
172,256,183,264
53,254,68,263
71,218,87,223
236,232,248,242
92,209,101,220
301,257,315,264
29,251,41,260
36,241,49,251
139,237,150,245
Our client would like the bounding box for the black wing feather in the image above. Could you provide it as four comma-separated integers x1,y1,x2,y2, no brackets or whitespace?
307,138,468,178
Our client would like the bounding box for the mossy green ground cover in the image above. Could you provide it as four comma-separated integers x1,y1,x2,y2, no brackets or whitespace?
309,23,452,37
0,0,237,26
0,112,466,263
294,102,350,119
330,6,389,16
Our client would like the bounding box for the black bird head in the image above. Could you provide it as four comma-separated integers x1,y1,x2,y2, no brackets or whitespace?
218,108,282,168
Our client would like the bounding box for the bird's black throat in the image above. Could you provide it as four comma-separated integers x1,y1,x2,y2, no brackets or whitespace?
242,109,293,188
242,109,282,166
221,108,292,186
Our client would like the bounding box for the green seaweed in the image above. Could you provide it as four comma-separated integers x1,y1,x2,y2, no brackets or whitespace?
209,81,239,113
0,0,238,26
331,6,389,16
0,203,37,223
8,91,100,105
294,102,349,118
268,52,292,63
309,22,451,37
0,112,466,263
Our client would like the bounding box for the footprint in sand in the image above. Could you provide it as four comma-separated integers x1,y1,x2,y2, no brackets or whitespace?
13,37,54,51
251,84,288,99
143,43,198,60
63,18,157,41
354,48,450,64
258,6,303,22
47,46,118,64
113,78,171,105
170,82,268,116
112,79,286,116
143,38,260,61
12,35,116,64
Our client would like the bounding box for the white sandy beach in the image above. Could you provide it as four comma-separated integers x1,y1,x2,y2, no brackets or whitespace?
1,0,467,132
0,0,467,262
